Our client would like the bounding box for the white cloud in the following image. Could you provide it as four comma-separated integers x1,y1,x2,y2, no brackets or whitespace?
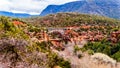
0,0,78,15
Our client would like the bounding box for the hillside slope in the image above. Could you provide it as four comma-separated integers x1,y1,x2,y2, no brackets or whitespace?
1,13,120,68
26,13,120,27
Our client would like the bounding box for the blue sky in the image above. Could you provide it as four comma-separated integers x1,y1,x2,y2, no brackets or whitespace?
0,0,78,15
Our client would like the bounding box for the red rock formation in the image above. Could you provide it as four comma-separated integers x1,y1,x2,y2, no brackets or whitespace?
13,21,24,26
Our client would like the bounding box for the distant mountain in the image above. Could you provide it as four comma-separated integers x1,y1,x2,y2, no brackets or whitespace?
40,0,120,19
0,11,32,18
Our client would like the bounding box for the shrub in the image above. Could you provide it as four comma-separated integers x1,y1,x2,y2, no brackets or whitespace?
112,51,120,62
48,52,71,68
74,45,80,54
0,38,28,66
87,50,94,55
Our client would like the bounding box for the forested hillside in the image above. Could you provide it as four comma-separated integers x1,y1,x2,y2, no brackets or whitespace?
25,13,120,27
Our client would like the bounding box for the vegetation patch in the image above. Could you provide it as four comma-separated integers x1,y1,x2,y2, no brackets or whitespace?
81,40,120,62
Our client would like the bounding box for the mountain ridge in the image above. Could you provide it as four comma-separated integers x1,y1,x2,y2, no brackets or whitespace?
40,0,120,19
0,11,32,18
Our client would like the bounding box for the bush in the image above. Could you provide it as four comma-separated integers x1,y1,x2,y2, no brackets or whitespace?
112,51,120,62
0,38,28,66
48,52,71,68
87,50,94,55
74,45,80,54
